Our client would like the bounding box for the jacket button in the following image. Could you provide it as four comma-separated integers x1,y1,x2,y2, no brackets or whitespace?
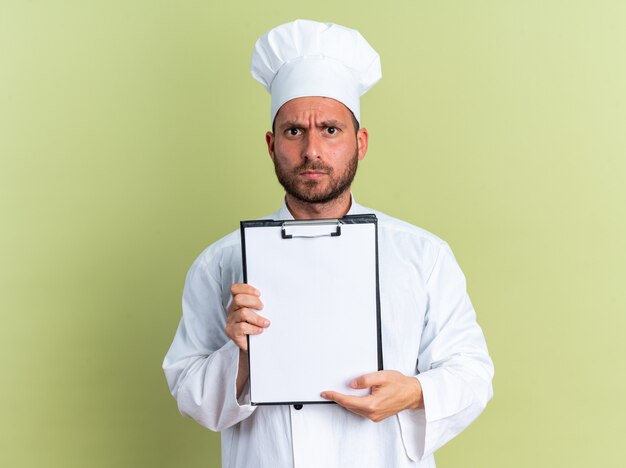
294,404,303,410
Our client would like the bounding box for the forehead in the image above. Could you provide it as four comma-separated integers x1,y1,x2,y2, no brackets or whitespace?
274,96,353,124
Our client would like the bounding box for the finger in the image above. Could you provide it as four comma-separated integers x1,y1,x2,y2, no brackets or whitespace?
350,372,386,389
233,321,265,337
320,391,372,416
227,307,270,328
230,283,260,297
320,390,345,402
236,307,271,328
231,332,249,352
320,391,368,410
230,293,264,313
226,321,266,348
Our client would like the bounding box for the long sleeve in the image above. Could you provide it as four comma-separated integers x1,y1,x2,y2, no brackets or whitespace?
162,240,256,431
398,241,494,460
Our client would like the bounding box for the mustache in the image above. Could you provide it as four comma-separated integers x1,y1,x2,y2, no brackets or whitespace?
294,161,333,173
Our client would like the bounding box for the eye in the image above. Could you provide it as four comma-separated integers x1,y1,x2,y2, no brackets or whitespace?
326,127,337,135
286,127,301,136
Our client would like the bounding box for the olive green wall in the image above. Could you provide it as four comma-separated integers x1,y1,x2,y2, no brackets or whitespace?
2,1,624,467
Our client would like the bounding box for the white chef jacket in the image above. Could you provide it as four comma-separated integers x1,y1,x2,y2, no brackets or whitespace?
163,199,494,468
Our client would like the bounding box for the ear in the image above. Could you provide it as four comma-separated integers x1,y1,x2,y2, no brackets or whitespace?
356,128,369,161
266,131,275,162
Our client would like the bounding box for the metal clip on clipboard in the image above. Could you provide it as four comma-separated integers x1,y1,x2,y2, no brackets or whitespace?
281,219,342,239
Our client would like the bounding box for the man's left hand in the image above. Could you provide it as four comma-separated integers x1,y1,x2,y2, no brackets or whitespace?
320,370,424,422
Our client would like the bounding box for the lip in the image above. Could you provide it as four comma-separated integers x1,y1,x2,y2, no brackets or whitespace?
300,170,327,179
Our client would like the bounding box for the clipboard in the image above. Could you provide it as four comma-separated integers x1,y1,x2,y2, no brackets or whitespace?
240,214,383,406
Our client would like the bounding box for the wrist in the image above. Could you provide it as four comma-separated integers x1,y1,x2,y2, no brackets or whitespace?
407,376,424,410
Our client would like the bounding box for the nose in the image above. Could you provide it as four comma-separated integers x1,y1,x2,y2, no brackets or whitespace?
303,131,321,160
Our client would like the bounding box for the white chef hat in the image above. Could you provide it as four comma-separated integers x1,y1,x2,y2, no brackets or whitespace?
250,19,381,124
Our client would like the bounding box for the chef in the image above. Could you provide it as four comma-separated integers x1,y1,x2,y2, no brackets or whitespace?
163,19,494,468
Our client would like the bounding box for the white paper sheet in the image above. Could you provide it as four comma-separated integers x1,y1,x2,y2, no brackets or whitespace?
243,219,380,404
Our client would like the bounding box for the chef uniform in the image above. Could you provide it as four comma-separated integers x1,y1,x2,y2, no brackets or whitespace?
163,20,494,468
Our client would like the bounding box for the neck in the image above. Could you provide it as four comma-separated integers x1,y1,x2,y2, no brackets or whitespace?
285,190,352,220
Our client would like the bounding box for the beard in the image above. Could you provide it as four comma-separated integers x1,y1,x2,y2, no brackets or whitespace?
273,149,359,204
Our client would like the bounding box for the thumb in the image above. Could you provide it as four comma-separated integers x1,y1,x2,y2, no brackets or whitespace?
350,372,382,389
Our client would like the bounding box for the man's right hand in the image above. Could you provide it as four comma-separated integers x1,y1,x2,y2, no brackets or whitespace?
225,283,269,352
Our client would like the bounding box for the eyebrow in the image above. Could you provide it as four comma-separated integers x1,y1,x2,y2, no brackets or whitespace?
320,119,347,129
278,119,348,131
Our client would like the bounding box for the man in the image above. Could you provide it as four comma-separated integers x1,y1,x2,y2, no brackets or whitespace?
163,19,493,468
